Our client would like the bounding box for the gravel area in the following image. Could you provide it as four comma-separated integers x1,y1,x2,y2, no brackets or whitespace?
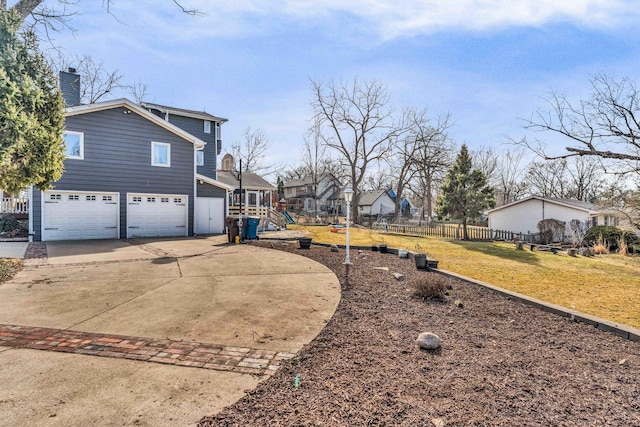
199,242,640,426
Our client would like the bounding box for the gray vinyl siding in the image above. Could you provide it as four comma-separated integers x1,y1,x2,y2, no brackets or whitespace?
146,110,218,179
197,182,226,198
33,106,195,240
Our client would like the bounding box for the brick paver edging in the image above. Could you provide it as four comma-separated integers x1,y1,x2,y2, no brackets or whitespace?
0,324,294,376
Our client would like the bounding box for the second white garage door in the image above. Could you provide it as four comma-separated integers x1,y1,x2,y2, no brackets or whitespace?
127,193,188,238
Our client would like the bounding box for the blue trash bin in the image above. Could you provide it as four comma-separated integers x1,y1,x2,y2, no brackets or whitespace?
244,216,260,240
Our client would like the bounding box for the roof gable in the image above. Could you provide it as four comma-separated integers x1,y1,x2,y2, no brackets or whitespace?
65,98,206,148
141,102,228,123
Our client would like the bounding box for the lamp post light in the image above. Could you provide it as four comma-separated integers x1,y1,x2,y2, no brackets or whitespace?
343,187,353,283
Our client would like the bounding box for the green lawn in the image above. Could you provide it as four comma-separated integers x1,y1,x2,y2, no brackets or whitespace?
292,224,640,329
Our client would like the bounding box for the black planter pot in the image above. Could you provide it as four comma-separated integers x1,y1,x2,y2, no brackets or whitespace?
414,253,427,269
378,244,387,254
371,245,378,252
298,238,312,249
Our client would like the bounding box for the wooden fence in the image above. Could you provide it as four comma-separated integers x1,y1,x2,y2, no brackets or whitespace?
374,222,529,242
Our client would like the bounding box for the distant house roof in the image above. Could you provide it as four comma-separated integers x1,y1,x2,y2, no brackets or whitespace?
141,102,228,123
65,98,206,149
359,189,390,206
216,170,275,191
486,196,597,215
284,174,338,188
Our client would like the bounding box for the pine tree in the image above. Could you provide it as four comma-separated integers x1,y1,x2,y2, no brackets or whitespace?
0,10,65,194
435,144,495,240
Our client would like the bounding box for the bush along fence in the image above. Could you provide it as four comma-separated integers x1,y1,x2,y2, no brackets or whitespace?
375,222,531,242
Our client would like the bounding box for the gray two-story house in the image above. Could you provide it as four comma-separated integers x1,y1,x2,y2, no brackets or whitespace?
30,70,231,241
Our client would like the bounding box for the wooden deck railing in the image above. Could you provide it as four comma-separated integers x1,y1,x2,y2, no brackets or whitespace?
1,198,29,214
228,205,271,217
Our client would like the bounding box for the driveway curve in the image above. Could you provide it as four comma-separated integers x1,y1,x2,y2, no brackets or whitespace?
0,236,341,426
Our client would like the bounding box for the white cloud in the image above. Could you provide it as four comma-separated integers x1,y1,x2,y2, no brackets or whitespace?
175,0,637,40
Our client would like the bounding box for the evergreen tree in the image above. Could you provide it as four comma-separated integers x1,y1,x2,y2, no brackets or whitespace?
435,144,495,240
0,10,65,194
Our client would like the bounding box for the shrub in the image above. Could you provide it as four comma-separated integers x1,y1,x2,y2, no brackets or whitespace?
537,218,566,244
585,226,639,252
0,216,20,233
413,275,448,299
618,236,628,256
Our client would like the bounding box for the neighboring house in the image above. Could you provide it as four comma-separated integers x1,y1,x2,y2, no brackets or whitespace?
29,69,231,241
357,189,396,217
283,174,341,213
215,154,276,217
486,196,612,235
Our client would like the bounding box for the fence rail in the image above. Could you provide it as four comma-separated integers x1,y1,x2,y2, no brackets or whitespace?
375,222,529,242
1,198,29,214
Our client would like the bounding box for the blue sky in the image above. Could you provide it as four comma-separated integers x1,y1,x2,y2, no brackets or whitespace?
42,0,640,171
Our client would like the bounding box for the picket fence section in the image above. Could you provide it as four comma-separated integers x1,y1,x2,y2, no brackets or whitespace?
376,222,529,242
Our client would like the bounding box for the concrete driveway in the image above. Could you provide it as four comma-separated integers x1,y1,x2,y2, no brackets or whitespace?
0,236,341,426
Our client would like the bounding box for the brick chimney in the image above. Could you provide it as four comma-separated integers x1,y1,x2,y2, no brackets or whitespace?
59,68,80,107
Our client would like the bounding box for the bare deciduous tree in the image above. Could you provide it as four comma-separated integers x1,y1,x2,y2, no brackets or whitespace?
408,114,453,225
50,53,124,103
494,148,529,205
129,81,150,105
311,78,403,224
519,74,640,175
230,127,271,174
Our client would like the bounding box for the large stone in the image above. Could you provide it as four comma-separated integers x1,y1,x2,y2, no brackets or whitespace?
417,332,441,350
330,245,339,252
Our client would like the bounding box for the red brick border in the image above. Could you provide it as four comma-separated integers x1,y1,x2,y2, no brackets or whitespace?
0,324,294,376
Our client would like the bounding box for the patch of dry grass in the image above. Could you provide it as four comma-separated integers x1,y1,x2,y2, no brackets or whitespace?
292,224,640,329
0,258,23,284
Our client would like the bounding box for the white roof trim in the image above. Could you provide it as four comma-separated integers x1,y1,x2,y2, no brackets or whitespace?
65,98,206,149
196,174,235,191
486,195,598,215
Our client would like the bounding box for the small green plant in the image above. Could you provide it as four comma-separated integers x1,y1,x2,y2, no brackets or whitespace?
413,276,447,299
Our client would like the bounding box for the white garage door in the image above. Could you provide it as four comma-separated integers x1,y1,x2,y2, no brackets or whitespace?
127,193,188,238
195,197,225,234
42,191,119,241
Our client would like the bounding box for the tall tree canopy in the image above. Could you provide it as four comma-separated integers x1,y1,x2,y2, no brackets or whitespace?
435,144,495,240
0,9,65,193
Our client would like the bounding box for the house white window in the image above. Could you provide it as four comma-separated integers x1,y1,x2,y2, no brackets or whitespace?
151,142,170,167
196,151,204,166
64,131,84,159
204,120,211,134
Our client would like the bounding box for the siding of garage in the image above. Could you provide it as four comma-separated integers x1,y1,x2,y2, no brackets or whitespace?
33,107,196,241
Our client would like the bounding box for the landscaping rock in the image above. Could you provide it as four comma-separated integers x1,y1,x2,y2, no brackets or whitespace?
417,332,441,350
393,272,404,281
454,299,464,308
330,245,339,252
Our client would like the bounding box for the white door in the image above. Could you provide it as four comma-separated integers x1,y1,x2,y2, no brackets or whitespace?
42,191,119,241
127,193,188,238
196,197,224,234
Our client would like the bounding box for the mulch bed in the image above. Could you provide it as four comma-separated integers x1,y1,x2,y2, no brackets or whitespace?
199,242,640,426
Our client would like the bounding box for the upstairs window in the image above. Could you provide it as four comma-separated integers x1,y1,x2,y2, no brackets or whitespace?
204,120,211,134
196,151,204,166
151,142,170,167
64,131,84,159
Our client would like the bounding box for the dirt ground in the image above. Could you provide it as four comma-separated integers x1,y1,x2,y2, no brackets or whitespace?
199,242,640,426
